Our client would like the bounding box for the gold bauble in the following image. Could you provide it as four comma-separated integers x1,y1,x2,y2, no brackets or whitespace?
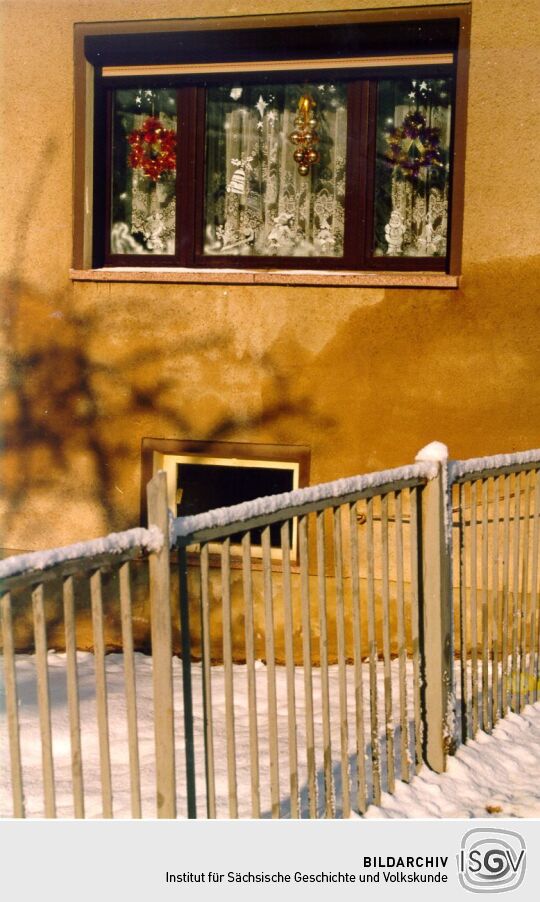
290,130,302,144
293,148,304,163
308,117,317,128
307,149,319,164
298,163,309,176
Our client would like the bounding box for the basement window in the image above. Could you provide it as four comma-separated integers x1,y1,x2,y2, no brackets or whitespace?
142,439,310,555
74,7,470,278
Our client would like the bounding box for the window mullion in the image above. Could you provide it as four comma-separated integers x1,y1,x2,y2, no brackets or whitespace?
192,87,208,262
342,80,370,270
362,80,379,266
176,86,198,267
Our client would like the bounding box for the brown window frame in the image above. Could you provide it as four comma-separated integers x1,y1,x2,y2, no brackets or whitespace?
74,6,470,278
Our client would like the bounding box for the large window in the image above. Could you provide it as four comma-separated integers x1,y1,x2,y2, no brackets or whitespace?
76,8,469,276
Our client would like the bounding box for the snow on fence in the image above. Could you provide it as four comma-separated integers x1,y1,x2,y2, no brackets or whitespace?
0,446,539,820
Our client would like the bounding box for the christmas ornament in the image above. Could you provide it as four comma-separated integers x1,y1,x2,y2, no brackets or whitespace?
384,209,406,254
127,117,176,181
226,154,255,195
385,111,443,183
289,94,320,176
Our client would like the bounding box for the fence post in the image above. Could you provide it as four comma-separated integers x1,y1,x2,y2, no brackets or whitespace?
147,470,177,818
178,543,197,818
416,445,454,772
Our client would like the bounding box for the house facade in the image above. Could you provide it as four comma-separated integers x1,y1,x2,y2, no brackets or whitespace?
1,0,539,557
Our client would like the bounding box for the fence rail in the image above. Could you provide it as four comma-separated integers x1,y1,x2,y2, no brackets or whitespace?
1,446,539,819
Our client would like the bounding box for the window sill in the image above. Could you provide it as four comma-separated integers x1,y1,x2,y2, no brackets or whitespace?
70,267,459,289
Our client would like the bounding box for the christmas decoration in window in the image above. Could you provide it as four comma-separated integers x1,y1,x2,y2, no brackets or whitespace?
374,78,452,258
203,83,347,258
110,88,177,255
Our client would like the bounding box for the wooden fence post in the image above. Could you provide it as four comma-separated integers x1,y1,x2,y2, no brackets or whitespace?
417,449,454,772
178,543,197,818
147,470,177,818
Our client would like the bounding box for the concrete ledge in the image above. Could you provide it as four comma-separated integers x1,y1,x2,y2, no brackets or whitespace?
70,268,460,289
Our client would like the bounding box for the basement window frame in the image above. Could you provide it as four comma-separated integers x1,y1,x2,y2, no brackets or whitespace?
141,438,311,561
72,6,470,283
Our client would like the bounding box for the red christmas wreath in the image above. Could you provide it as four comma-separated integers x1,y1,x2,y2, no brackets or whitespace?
127,116,176,181
385,111,443,183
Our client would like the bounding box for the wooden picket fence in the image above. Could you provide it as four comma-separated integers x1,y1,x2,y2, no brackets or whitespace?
452,456,540,740
0,447,538,818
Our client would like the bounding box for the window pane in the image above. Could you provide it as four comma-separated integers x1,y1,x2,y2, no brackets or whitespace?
110,88,177,255
204,83,347,257
374,78,452,258
177,463,294,548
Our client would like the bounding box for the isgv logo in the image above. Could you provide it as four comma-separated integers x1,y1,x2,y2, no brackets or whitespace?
458,828,526,893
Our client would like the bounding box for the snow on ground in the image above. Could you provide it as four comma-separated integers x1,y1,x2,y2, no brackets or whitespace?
1,652,539,819
365,703,540,819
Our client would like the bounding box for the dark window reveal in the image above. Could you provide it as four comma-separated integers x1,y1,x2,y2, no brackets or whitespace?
176,462,295,548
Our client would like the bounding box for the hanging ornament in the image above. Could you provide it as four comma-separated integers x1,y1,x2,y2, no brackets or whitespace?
289,94,320,176
385,111,443,183
255,94,269,118
127,116,176,182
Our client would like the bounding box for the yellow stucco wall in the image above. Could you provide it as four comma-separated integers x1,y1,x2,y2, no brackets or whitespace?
1,0,539,554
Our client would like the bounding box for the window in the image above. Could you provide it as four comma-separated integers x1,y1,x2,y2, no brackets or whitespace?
75,8,470,277
141,439,310,556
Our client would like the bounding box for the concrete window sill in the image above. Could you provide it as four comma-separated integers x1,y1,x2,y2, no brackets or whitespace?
70,268,460,289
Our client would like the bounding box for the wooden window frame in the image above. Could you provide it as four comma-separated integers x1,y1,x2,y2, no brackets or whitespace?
73,6,470,279
141,437,310,522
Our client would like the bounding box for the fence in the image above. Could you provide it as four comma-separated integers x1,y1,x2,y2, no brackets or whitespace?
0,482,170,820
0,446,539,819
452,454,540,742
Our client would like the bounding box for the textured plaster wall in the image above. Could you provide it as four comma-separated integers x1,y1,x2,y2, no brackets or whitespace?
1,0,539,553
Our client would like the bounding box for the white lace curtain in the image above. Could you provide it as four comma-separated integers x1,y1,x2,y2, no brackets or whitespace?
111,104,177,256
375,85,452,258
204,87,347,258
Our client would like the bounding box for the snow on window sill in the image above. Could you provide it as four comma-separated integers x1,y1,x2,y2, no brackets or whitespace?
70,267,460,289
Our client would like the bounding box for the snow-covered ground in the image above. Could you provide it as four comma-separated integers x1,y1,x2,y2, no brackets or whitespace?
1,651,539,819
365,703,540,818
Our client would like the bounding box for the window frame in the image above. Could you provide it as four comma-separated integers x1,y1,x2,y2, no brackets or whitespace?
73,6,470,280
141,438,311,562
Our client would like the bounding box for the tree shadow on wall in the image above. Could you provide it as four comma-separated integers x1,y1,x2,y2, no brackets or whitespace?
1,143,333,541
